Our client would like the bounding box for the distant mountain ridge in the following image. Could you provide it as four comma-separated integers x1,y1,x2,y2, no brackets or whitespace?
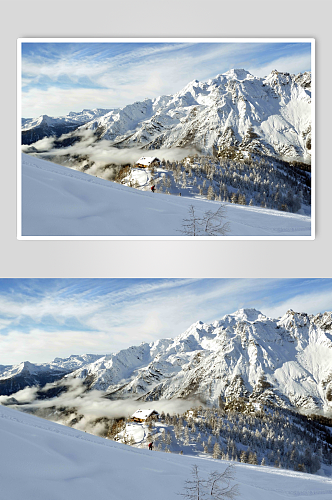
21,69,312,163
2,308,331,414
0,354,103,395
21,109,112,145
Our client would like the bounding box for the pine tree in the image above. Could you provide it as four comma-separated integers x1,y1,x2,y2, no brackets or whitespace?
213,442,221,459
207,185,215,200
248,452,258,465
184,426,190,446
238,193,246,205
231,192,238,204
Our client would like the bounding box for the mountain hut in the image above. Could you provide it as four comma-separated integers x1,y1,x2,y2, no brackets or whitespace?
131,409,160,423
135,157,161,168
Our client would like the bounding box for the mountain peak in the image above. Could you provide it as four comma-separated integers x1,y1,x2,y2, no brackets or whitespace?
226,308,264,323
223,68,253,80
2,308,332,414
22,68,312,163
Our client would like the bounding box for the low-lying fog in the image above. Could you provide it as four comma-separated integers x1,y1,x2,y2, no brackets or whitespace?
22,129,199,181
0,378,203,437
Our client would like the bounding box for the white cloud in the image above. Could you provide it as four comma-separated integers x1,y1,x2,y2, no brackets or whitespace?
22,42,309,117
1,279,330,366
248,53,311,78
22,87,118,117
0,293,102,323
263,289,332,319
0,328,110,363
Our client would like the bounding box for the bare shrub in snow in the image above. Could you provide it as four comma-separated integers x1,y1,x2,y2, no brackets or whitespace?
179,464,239,500
178,205,229,236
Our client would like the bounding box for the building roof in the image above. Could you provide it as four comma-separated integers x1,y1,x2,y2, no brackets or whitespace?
135,157,160,166
131,409,159,420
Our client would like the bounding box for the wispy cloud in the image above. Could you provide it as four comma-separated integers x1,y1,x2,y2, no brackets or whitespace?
248,52,312,78
263,288,332,319
1,279,329,366
21,41,312,117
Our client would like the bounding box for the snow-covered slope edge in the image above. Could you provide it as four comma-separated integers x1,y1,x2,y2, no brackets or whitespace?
1,404,331,500
21,154,311,237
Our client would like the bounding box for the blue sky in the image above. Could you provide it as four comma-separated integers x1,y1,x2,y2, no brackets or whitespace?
0,278,330,365
21,41,312,117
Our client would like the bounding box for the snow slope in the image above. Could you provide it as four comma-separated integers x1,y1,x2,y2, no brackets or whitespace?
21,154,311,237
1,404,331,500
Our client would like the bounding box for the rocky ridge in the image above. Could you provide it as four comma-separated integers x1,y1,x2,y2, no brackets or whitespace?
69,308,331,413
22,69,312,163
2,308,330,414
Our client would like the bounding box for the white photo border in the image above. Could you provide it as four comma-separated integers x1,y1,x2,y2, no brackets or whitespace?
17,37,315,241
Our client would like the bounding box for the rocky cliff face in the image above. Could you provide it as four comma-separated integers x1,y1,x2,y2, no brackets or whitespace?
4,308,329,414
64,308,331,414
22,69,312,163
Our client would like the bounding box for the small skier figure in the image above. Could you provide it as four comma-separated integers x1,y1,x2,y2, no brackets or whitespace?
151,185,155,193
148,442,153,450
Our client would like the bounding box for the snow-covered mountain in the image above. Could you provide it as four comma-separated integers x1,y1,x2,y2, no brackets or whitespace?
22,69,312,162
22,108,112,144
65,308,331,414
0,354,103,395
3,308,330,414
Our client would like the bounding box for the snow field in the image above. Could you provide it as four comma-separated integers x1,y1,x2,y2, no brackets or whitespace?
21,154,311,237
1,405,332,500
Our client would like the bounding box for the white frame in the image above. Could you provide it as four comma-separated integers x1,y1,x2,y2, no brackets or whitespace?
17,38,315,240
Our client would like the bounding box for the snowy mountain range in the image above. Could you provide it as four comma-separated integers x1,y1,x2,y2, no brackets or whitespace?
21,69,312,163
2,309,331,414
21,108,112,144
0,354,103,395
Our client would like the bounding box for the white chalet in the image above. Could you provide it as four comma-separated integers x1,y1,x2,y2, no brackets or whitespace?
131,409,159,423
135,157,161,168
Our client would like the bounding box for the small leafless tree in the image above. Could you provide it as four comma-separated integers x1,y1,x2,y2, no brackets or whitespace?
179,464,206,500
179,464,239,500
178,205,202,236
207,465,239,500
178,205,230,236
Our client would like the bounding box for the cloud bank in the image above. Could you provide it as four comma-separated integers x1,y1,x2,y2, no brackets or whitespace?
0,378,202,437
22,129,199,180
